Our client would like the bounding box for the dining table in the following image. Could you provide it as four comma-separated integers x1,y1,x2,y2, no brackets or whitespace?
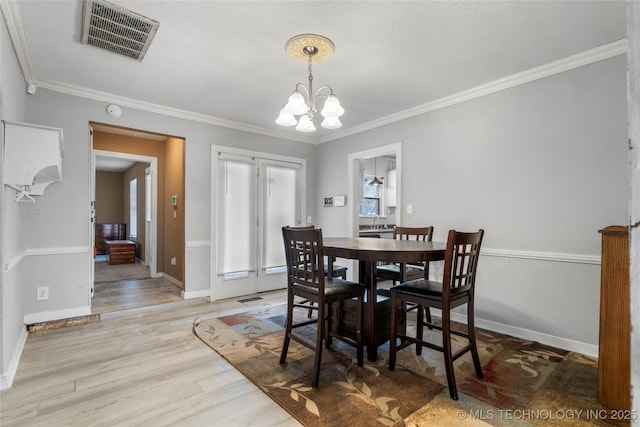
323,236,446,361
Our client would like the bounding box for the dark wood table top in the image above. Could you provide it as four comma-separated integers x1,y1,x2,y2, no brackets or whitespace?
323,237,446,263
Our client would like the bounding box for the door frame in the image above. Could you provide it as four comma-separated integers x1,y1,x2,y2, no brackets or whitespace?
347,143,402,238
346,143,402,281
92,149,159,279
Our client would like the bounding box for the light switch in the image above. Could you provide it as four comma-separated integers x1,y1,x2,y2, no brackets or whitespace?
407,204,413,215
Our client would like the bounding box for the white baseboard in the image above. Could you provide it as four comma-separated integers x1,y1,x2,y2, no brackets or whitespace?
161,272,183,288
0,326,28,391
446,312,598,358
182,289,211,300
156,273,208,300
24,306,91,325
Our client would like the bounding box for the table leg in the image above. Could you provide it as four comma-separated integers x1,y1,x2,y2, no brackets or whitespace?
362,260,379,361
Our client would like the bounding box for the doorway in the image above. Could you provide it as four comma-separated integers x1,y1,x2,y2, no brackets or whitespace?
93,150,158,278
347,143,402,237
345,143,402,281
90,123,185,313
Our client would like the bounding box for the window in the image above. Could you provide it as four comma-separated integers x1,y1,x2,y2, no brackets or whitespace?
129,178,137,239
359,176,381,216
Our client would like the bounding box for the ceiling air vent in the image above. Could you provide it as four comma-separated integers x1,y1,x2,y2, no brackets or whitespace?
82,0,159,61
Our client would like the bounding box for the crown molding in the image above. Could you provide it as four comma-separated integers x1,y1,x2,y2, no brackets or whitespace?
35,79,317,144
0,0,38,88
319,39,629,144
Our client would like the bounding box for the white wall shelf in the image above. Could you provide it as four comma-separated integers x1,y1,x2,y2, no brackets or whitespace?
3,120,63,203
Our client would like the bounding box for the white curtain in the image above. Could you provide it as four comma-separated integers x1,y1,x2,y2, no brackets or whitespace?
217,156,256,275
262,162,300,269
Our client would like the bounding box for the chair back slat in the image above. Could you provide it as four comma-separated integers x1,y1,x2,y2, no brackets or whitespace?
282,226,325,292
443,229,484,296
393,226,434,242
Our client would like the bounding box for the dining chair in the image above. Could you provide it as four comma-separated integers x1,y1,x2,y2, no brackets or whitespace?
377,226,434,319
388,229,484,400
287,225,348,279
285,225,348,318
280,226,365,387
376,226,434,285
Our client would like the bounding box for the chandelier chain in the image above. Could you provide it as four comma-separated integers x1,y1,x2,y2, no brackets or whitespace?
307,55,314,113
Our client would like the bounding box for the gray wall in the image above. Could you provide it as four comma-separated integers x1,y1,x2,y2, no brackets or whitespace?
20,87,316,312
1,13,29,389
316,55,628,353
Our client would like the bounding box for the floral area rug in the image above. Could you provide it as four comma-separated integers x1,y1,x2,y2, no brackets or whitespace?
193,304,611,427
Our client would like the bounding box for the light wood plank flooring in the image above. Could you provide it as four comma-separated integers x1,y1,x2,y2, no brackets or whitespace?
91,278,184,314
1,290,301,427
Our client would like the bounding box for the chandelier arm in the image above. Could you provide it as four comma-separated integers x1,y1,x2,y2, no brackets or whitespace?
312,85,334,102
294,82,310,98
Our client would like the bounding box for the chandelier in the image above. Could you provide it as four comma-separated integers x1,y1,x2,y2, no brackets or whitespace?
275,34,344,132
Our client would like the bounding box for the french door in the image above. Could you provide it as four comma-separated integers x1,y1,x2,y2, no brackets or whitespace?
212,148,305,300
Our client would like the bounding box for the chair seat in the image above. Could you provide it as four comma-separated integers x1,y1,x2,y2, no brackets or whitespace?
293,277,364,297
377,264,424,282
325,265,348,278
392,279,469,301
376,264,423,275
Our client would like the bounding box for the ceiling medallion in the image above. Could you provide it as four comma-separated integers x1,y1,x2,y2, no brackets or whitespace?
284,34,335,64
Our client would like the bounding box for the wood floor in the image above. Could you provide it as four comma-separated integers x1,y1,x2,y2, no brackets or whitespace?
91,278,184,314
1,287,301,426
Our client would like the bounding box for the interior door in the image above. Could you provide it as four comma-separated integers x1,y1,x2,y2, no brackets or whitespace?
257,159,302,292
212,149,303,300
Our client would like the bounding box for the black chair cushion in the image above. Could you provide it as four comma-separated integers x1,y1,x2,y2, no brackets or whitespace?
293,278,364,296
391,279,469,301
325,265,348,276
377,264,424,280
376,264,396,274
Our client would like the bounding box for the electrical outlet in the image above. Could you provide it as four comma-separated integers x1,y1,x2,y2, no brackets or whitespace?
171,257,177,266
36,286,49,301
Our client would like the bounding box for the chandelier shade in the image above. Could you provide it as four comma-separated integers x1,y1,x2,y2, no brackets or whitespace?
284,92,309,115
276,34,344,132
320,95,344,118
321,116,342,129
295,114,316,132
275,109,297,127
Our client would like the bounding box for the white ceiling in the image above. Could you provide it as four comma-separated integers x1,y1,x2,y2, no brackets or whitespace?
4,1,628,144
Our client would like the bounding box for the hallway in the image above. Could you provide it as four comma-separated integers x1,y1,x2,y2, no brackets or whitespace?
92,255,183,314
